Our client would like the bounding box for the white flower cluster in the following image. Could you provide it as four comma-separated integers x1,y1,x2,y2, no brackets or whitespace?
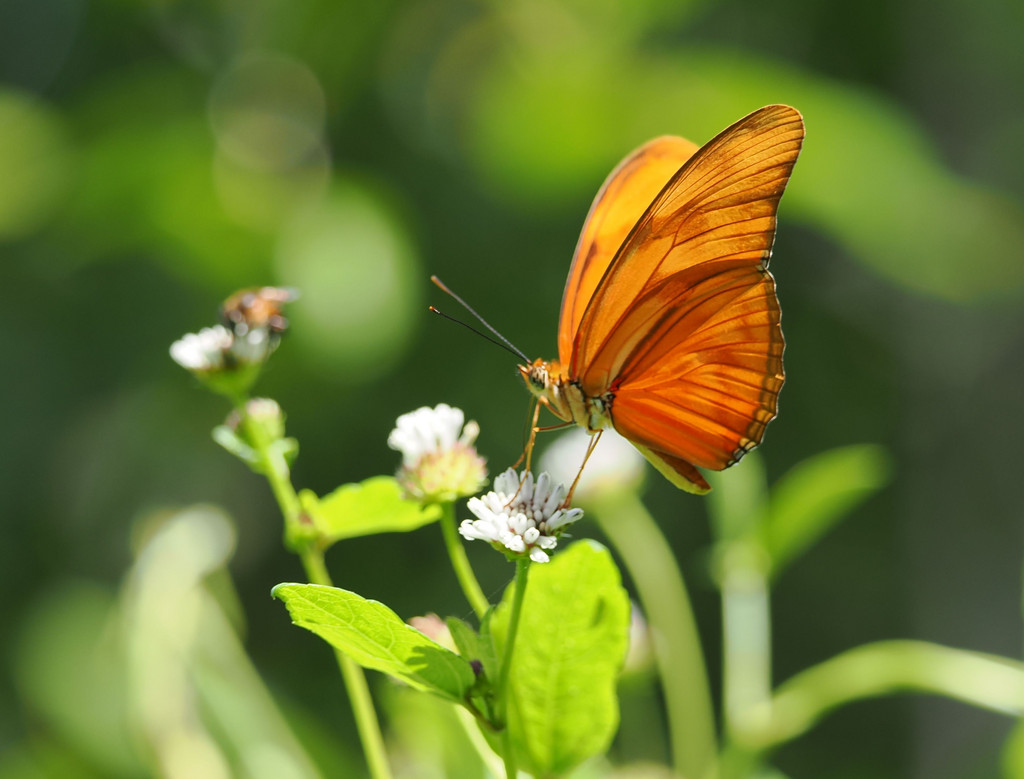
169,325,234,372
460,469,583,563
388,404,479,467
388,404,486,502
170,325,277,373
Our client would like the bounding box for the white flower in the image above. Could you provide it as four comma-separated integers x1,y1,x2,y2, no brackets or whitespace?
170,325,234,372
388,404,486,502
388,404,476,466
170,324,279,373
459,468,583,563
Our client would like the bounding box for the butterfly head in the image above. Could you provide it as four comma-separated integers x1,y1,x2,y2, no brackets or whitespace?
520,359,568,421
520,358,601,429
520,358,554,397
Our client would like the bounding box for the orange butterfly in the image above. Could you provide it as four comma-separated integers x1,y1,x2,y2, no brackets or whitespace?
520,105,804,494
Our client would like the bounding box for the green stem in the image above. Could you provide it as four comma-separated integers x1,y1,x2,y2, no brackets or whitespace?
720,541,772,746
594,489,718,779
233,398,301,526
761,640,1024,749
497,558,531,779
237,399,393,779
438,502,490,619
300,546,393,779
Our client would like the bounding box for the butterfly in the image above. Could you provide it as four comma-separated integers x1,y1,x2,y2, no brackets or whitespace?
520,104,804,494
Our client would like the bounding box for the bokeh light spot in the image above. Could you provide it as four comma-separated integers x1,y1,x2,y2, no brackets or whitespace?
0,89,71,240
209,53,331,231
275,183,421,383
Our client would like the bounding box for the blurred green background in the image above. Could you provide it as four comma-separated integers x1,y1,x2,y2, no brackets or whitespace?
2,0,1023,776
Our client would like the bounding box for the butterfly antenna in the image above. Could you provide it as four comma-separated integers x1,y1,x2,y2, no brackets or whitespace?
430,275,530,362
429,307,528,361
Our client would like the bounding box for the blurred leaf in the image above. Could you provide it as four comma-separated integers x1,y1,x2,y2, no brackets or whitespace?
762,444,891,576
658,50,1024,304
212,424,260,469
302,476,440,543
466,43,1024,302
12,583,143,777
1001,715,1024,779
489,541,630,777
382,686,493,779
125,507,324,779
0,740,113,779
273,583,476,704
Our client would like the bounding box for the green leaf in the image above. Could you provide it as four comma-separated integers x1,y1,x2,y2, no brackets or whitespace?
446,615,498,686
763,444,891,577
272,583,476,703
304,476,441,544
490,541,630,777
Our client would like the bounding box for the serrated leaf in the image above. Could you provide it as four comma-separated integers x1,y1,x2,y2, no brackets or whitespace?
763,444,891,577
306,476,441,544
490,541,630,777
273,583,476,703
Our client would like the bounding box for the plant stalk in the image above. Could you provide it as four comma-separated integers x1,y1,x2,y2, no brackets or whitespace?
299,546,393,779
763,640,1024,748
720,540,772,747
497,557,531,779
593,489,718,779
439,501,490,619
238,399,393,779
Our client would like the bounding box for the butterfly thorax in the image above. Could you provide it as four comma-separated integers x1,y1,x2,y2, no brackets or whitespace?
519,358,613,434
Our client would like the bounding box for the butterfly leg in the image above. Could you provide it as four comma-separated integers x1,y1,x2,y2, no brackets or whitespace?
564,430,603,506
512,397,544,471
506,399,544,506
508,399,572,506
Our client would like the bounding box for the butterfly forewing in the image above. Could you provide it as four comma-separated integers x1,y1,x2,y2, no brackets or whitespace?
558,137,699,367
565,105,803,485
572,105,803,380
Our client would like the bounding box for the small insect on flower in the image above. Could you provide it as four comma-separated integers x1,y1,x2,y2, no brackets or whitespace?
171,287,298,396
220,286,298,363
220,286,298,337
388,403,487,503
459,469,583,564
